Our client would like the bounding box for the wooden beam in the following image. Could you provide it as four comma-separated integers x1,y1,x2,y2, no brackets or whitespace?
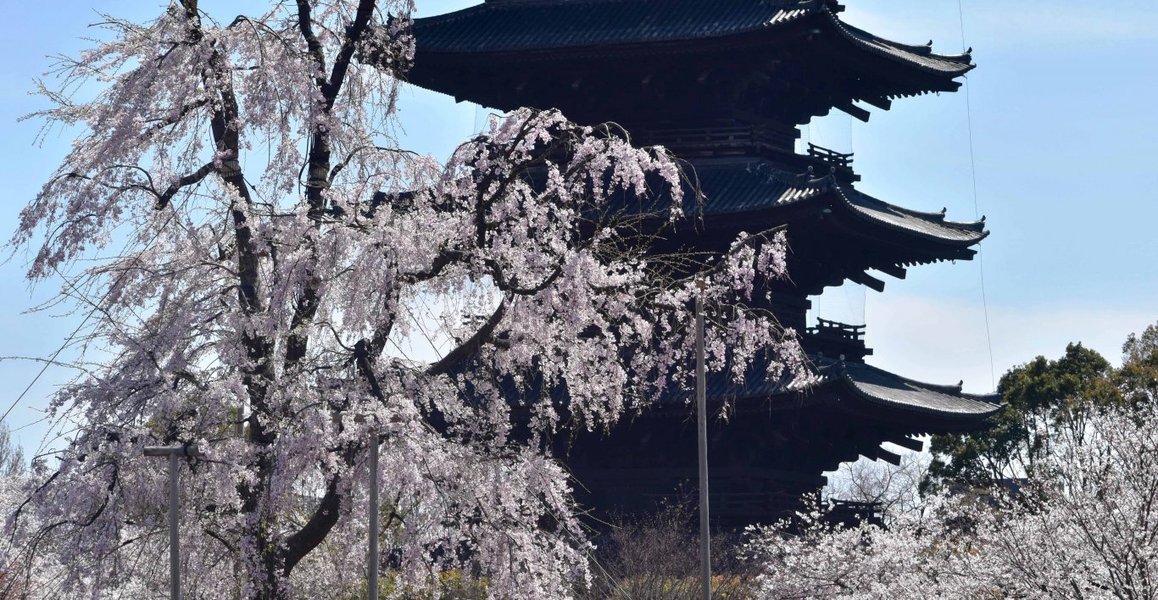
876,447,902,466
858,96,892,111
890,437,924,452
874,263,907,280
846,269,885,292
835,101,870,122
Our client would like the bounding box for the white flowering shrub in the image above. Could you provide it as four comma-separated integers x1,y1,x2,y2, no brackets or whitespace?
746,403,1158,600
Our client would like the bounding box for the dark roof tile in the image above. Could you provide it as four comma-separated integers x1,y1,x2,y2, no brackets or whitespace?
837,185,987,242
679,354,1000,420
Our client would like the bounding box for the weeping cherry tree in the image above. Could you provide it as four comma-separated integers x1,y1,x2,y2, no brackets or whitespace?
6,1,807,598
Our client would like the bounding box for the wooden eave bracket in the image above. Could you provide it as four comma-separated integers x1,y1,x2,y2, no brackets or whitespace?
834,100,870,122
889,436,924,452
874,263,907,280
875,446,902,465
845,269,885,292
857,95,892,111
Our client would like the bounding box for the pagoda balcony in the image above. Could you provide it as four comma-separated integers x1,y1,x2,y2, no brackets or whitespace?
826,499,884,528
630,124,862,184
804,318,873,362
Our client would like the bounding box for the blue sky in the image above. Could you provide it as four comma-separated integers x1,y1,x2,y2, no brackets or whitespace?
2,1,1156,453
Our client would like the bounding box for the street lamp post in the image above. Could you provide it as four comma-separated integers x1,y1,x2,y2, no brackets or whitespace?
143,444,200,600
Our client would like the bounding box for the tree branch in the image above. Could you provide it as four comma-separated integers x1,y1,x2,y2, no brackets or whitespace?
323,0,376,109
281,456,352,574
427,297,507,377
155,162,215,210
295,0,328,87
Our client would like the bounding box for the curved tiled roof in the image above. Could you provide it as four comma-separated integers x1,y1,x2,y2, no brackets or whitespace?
825,16,973,77
833,360,1001,418
417,0,828,52
683,354,1000,421
414,0,973,77
685,163,832,215
680,161,987,245
835,185,987,243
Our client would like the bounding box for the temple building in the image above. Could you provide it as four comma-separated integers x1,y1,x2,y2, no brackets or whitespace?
407,0,1001,526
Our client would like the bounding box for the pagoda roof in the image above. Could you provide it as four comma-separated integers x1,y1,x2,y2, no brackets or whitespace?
415,0,827,53
596,156,987,293
683,161,987,246
607,156,987,290
830,359,1001,418
415,0,971,77
409,0,974,126
696,354,1001,422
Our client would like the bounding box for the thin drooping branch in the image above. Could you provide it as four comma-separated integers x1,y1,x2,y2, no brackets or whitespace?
142,98,209,138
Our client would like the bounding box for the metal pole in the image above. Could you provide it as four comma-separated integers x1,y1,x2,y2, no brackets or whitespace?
695,293,712,600
368,431,380,600
168,452,180,600
144,445,199,600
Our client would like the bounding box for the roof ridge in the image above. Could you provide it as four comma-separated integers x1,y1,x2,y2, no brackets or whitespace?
886,201,988,231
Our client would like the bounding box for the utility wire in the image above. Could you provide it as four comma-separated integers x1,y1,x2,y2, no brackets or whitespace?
0,311,95,426
958,0,997,391
2,210,175,446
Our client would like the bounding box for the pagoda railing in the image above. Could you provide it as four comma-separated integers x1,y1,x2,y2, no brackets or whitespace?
806,318,865,342
804,318,871,361
826,499,884,528
807,143,854,169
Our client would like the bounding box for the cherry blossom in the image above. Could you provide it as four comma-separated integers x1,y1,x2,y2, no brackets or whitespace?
7,2,805,598
745,403,1158,600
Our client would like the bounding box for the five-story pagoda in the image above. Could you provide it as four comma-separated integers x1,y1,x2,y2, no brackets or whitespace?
407,0,1000,526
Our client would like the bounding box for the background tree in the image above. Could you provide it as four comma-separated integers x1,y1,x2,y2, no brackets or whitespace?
963,399,1158,599
741,494,996,600
926,342,1119,490
747,387,1158,600
826,451,929,527
0,423,32,598
1119,322,1158,409
5,1,805,598
0,423,23,479
745,322,1158,600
